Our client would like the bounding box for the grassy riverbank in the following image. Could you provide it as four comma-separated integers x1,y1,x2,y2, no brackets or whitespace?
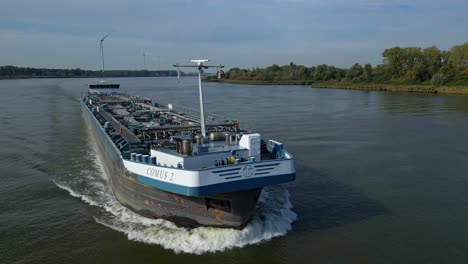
212,42,468,95
212,79,468,95
211,79,311,85
311,81,468,95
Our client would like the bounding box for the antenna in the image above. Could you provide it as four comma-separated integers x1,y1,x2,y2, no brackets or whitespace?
100,32,112,74
173,59,224,139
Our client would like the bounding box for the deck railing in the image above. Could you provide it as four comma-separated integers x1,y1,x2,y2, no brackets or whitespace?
159,103,255,132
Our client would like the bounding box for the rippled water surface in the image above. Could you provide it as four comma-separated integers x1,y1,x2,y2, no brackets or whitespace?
1,77,468,263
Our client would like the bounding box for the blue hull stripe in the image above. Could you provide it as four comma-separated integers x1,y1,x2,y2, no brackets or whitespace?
256,168,274,172
255,163,280,168
219,172,240,176
137,173,296,196
225,176,242,180
212,167,241,173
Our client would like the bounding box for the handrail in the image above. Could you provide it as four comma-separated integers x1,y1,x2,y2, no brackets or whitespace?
159,103,255,132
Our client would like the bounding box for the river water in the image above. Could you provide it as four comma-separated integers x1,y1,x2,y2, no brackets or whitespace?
1,77,468,263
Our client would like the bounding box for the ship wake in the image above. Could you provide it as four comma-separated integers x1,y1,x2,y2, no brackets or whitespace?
52,138,297,254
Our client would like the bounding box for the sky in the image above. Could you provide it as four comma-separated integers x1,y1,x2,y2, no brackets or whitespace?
0,0,467,70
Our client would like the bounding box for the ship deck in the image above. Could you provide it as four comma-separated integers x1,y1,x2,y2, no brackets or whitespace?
84,93,262,161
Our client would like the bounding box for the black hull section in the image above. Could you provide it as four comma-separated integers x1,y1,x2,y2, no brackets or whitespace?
82,102,261,229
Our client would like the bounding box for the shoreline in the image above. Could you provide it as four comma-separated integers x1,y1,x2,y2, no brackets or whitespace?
0,75,182,80
212,79,468,95
312,82,468,95
207,79,311,85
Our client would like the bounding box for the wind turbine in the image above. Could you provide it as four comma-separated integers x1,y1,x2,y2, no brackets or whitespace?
174,63,181,80
173,59,224,138
143,52,152,69
90,32,120,89
100,32,112,75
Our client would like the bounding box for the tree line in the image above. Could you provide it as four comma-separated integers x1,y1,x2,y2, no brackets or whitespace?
0,66,179,79
225,42,468,86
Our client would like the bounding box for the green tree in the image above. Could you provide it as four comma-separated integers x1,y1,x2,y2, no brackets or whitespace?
382,46,405,78
308,66,316,80
449,42,468,68
324,66,337,81
266,64,281,73
345,63,364,82
336,68,347,81
431,73,446,87
402,47,422,71
441,50,451,65
363,64,373,82
314,64,328,81
422,46,442,77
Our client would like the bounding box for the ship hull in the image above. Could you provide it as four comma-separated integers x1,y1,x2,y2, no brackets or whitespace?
81,101,261,229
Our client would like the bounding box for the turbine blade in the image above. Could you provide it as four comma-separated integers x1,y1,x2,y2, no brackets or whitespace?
101,32,112,41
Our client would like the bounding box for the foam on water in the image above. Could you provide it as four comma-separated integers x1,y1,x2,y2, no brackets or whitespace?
52,128,297,254
53,181,100,207
95,187,296,254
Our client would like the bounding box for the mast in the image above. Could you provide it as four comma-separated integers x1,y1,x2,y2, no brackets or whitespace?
173,59,224,140
196,61,207,137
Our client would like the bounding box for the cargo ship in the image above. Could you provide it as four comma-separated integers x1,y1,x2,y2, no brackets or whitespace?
81,59,296,228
